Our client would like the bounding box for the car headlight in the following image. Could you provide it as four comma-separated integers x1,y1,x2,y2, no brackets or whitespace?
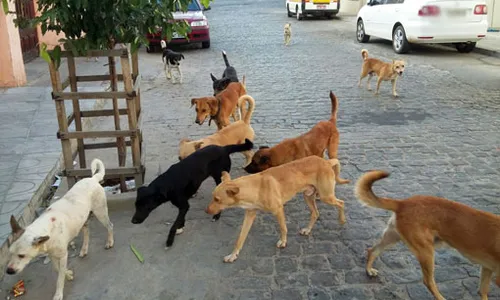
191,20,208,27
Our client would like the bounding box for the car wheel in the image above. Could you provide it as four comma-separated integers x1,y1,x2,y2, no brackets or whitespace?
202,40,211,49
392,25,410,54
326,13,335,19
296,6,303,20
287,4,292,17
356,19,370,43
455,42,476,53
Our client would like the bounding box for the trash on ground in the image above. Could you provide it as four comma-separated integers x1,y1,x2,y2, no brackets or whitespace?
51,175,61,188
11,280,25,297
104,180,136,195
130,244,144,264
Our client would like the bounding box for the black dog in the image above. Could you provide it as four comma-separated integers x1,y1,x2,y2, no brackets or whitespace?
131,139,254,248
210,50,239,95
161,40,185,83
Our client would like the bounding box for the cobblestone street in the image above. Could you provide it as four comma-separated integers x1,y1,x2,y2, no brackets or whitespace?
1,0,500,299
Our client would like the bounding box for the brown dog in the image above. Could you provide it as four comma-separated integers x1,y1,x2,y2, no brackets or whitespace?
244,91,349,185
206,156,346,263
179,95,256,166
358,49,405,97
356,170,500,300
191,76,246,130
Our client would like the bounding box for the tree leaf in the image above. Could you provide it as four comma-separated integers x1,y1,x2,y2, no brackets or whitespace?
39,43,52,64
51,46,62,70
2,0,8,14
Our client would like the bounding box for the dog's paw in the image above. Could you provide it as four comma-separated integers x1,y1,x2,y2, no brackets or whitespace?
366,268,379,277
105,239,114,249
367,87,373,91
53,293,64,300
393,93,399,98
223,253,238,263
65,269,74,281
175,228,184,235
276,239,287,248
300,228,312,236
78,250,87,258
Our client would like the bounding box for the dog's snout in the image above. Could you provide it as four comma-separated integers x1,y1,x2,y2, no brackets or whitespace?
6,267,16,275
195,119,201,125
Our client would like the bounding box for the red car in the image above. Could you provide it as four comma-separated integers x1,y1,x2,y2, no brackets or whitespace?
146,0,211,52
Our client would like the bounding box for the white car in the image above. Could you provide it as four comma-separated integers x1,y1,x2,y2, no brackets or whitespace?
286,0,341,20
356,0,488,54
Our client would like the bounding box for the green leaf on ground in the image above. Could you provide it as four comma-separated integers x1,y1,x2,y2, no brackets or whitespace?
130,244,144,264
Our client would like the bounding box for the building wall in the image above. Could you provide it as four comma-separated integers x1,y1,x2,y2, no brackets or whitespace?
0,1,27,87
34,0,66,50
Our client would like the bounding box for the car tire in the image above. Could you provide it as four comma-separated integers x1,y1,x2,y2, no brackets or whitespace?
392,25,410,54
296,6,303,20
455,42,476,53
287,4,292,17
326,13,335,19
356,19,370,43
202,40,211,49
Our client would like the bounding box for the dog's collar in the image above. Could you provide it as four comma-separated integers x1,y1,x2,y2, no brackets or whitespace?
208,97,222,127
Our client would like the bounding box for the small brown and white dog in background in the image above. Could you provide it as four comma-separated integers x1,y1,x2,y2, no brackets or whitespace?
358,49,405,97
284,23,292,46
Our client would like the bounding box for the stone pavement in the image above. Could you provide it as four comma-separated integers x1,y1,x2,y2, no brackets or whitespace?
1,0,500,299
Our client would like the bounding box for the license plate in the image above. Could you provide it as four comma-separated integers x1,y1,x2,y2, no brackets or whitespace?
317,5,327,9
447,9,466,17
172,32,183,39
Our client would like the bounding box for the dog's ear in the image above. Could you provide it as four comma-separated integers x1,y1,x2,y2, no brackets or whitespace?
392,59,396,64
190,98,197,108
221,171,231,182
194,142,203,150
32,235,50,246
259,145,270,149
179,138,190,145
210,73,218,82
226,186,240,197
10,215,24,234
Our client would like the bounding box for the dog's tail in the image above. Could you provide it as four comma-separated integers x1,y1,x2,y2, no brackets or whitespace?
327,159,350,184
222,50,231,67
238,95,255,125
223,138,253,155
355,170,399,212
328,91,339,124
91,159,105,182
361,49,369,60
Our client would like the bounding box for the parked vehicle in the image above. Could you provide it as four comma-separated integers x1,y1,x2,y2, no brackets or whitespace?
286,0,340,20
146,0,211,52
356,0,488,54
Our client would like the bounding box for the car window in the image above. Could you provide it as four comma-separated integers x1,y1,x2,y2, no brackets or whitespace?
174,0,201,11
370,0,385,6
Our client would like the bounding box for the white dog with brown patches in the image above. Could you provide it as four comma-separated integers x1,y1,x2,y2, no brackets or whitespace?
5,159,114,300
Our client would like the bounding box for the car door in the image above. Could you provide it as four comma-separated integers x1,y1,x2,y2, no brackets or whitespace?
364,0,387,38
379,0,406,40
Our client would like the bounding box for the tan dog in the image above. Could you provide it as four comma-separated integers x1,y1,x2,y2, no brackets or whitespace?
179,95,256,166
244,91,349,185
206,156,346,263
358,49,405,97
284,23,291,46
191,76,246,130
356,170,500,300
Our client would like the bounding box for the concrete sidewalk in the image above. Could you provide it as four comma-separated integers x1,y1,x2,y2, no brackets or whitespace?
0,58,118,276
338,14,500,58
